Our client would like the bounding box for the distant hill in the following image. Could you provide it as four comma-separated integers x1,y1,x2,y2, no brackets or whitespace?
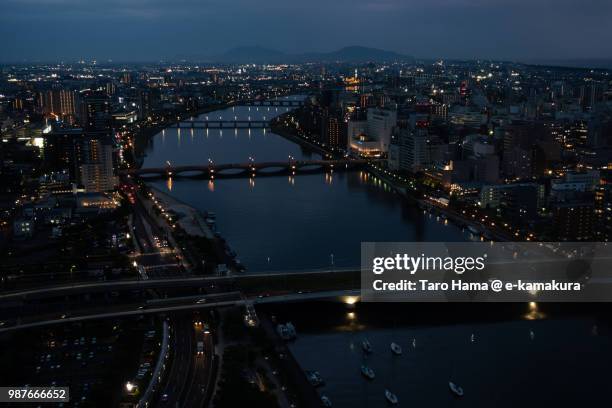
209,45,413,64
304,46,413,63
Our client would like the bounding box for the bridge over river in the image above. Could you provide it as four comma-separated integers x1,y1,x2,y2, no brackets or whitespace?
123,159,378,179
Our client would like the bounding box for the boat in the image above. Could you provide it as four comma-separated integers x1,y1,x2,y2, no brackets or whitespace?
361,365,375,380
385,389,398,405
306,371,325,387
285,322,297,338
276,322,297,340
321,395,332,407
362,339,373,354
449,381,464,397
390,342,402,355
412,338,416,348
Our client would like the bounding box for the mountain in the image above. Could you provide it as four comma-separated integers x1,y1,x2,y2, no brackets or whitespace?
305,46,413,63
208,46,413,63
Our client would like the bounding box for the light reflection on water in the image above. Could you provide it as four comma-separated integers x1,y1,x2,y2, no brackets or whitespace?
279,302,610,408
143,102,470,272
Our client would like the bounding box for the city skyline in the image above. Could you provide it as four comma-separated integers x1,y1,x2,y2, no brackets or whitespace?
1,0,612,63
1,1,612,405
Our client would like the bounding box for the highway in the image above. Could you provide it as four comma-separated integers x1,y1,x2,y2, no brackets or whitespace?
183,320,215,408
0,290,359,334
156,318,194,407
0,268,359,301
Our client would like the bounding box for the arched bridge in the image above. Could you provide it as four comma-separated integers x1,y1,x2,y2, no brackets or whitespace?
175,120,269,129
240,99,304,107
123,159,376,179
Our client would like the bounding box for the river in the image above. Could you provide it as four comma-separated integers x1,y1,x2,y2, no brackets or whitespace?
142,96,469,272
142,97,611,407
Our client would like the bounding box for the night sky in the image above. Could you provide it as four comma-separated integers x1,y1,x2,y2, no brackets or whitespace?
1,0,611,62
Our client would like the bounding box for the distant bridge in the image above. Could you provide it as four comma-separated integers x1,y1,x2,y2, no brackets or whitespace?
240,99,304,107
175,120,269,129
123,159,376,179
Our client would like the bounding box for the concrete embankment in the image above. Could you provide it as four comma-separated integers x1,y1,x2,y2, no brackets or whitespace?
259,313,324,408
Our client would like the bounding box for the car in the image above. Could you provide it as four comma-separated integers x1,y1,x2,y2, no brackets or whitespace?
161,393,169,402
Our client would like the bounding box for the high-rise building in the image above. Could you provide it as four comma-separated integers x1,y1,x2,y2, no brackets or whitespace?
588,105,612,148
366,108,397,152
38,89,77,122
79,91,111,132
321,109,346,150
552,200,595,241
138,88,160,120
43,127,84,180
398,127,428,172
78,137,116,192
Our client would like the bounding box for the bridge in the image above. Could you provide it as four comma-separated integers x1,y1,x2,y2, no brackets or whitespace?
123,159,375,179
0,268,360,302
175,120,270,129
0,289,359,334
0,269,361,333
240,99,304,107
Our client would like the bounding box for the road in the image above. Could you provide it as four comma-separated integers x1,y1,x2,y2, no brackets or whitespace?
0,290,359,334
155,318,194,407
135,190,219,408
0,268,359,301
183,320,215,408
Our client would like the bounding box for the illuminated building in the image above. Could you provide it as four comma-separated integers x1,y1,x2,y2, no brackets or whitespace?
399,127,428,172
79,91,111,132
552,200,595,241
38,89,77,122
79,137,116,192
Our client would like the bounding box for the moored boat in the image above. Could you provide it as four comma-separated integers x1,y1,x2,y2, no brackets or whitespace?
449,381,464,397
361,365,375,380
385,389,398,405
362,339,373,354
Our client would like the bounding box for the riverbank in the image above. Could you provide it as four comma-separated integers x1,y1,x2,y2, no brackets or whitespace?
272,114,511,243
147,185,243,274
150,186,215,240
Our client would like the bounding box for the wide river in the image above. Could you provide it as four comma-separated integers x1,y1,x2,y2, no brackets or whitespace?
143,97,612,407
142,96,469,272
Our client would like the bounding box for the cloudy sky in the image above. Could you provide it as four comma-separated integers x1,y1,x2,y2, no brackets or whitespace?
1,0,611,62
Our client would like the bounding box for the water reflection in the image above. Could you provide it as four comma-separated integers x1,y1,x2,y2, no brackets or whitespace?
143,101,468,272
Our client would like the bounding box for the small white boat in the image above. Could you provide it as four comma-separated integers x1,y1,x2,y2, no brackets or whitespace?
361,365,375,380
412,338,416,348
385,389,398,405
362,339,373,354
390,342,402,355
321,395,332,407
306,371,325,387
470,333,475,343
449,381,464,397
